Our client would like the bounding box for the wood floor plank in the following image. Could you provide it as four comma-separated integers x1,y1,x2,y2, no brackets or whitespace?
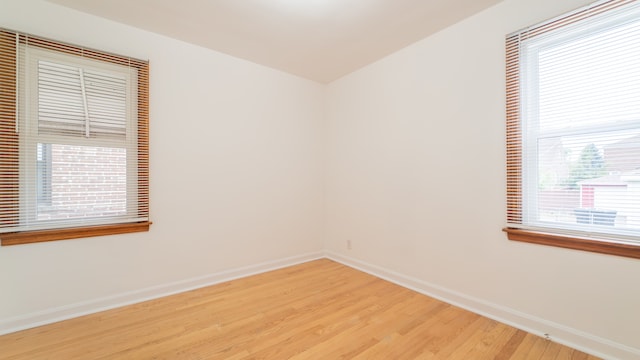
519,334,554,360
416,315,489,359
494,329,528,360
0,259,601,360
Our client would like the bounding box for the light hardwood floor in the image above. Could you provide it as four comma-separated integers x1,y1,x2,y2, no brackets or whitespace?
0,259,600,359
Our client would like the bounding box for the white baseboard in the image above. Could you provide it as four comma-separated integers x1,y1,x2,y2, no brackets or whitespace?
0,251,324,336
325,251,640,360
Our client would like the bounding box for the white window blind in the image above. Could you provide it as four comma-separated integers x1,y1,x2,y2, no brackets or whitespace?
507,0,640,243
38,60,128,139
0,30,150,239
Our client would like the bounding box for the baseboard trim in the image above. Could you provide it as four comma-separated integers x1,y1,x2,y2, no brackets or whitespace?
325,251,640,360
0,251,324,336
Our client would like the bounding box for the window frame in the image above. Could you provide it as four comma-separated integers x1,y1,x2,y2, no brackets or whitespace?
0,29,150,246
20,47,138,230
503,0,640,259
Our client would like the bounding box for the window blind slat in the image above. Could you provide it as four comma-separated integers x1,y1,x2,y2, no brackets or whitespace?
35,59,128,140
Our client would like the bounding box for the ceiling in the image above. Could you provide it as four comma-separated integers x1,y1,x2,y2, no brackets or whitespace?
47,0,503,83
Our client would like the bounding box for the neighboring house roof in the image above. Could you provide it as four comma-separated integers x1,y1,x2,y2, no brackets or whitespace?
605,134,640,149
621,169,640,182
579,169,640,185
603,135,640,172
578,174,626,186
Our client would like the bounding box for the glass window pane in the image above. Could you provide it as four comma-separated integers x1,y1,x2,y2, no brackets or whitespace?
37,143,127,221
536,130,640,231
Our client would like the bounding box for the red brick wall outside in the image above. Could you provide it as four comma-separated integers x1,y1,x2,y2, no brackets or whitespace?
37,144,127,221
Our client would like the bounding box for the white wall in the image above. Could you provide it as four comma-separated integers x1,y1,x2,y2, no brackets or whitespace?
0,0,325,331
325,0,640,358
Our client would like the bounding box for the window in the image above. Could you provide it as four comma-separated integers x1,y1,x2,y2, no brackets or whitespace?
504,0,640,259
0,29,150,245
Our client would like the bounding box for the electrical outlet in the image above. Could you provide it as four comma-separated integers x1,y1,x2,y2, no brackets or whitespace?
347,240,352,250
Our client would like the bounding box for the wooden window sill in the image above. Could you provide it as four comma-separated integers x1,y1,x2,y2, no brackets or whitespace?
503,227,640,259
0,221,152,246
